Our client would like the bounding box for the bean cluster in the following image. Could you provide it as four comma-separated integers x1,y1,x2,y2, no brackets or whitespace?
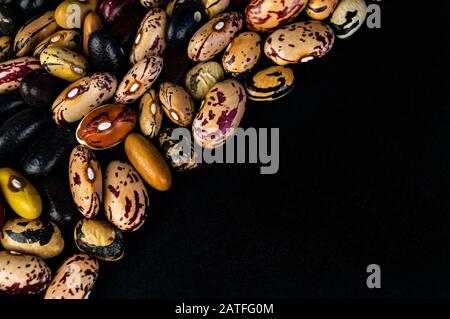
0,0,369,298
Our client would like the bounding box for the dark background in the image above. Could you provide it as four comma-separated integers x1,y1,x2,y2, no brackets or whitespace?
91,2,450,298
3,1,450,299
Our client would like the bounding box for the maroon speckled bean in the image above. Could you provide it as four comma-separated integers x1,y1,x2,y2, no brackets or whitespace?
0,251,51,295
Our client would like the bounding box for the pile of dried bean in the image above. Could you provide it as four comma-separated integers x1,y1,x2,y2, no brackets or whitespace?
0,0,368,298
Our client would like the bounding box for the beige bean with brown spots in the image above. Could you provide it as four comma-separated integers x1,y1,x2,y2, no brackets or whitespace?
0,57,41,95
69,145,103,219
130,8,167,65
0,251,51,295
264,20,335,65
245,0,308,32
139,89,163,138
115,56,164,104
104,161,150,232
52,72,117,124
222,31,261,78
159,82,195,126
187,11,244,62
192,79,246,149
44,254,99,299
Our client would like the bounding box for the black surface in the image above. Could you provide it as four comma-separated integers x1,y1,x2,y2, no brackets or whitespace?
88,2,450,298
2,2,450,299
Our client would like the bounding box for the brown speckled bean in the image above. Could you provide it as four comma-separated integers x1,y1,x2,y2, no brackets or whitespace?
0,251,51,295
115,56,164,104
139,89,163,138
0,57,41,95
245,0,308,32
187,11,244,62
192,79,246,149
264,20,335,65
159,82,195,126
130,8,167,65
52,72,117,124
104,160,150,232
222,31,261,78
69,145,103,218
44,254,99,299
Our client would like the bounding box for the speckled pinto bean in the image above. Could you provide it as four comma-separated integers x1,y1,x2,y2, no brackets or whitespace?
222,31,261,78
115,56,164,104
69,145,103,218
0,36,12,62
159,82,195,126
0,218,65,259
139,89,163,138
306,0,340,20
33,30,81,58
264,20,335,65
0,57,41,95
44,253,99,299
104,160,150,232
192,79,246,149
130,8,167,65
76,104,137,150
187,11,244,62
40,46,89,82
330,0,367,39
245,0,308,32
14,11,59,57
52,72,117,124
0,251,51,295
